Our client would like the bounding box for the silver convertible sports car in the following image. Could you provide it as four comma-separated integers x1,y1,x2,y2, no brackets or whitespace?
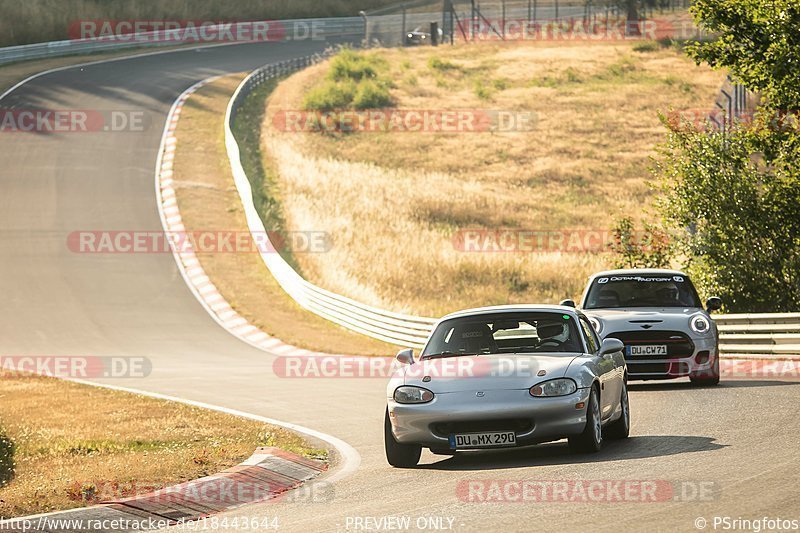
565,269,722,386
384,305,630,468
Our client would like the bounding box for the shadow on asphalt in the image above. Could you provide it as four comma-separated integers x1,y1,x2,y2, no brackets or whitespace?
628,379,800,391
420,435,727,471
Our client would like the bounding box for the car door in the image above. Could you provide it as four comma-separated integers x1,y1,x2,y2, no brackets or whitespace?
579,316,618,420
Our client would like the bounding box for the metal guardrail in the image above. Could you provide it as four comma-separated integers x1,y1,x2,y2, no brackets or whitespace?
716,313,800,357
0,18,366,66
225,55,437,348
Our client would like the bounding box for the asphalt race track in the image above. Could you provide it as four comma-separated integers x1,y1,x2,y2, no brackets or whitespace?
1,39,799,533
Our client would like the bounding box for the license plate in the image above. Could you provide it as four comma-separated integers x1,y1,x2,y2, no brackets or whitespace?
449,431,516,449
628,344,668,356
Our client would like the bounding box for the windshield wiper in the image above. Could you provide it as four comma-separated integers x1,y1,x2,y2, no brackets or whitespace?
422,351,478,360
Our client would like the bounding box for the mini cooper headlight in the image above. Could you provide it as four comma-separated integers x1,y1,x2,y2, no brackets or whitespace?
588,317,603,334
530,378,577,397
690,315,711,334
394,386,434,404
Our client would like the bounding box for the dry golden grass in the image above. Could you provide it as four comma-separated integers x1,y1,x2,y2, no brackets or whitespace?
262,41,725,317
0,373,323,518
172,74,395,355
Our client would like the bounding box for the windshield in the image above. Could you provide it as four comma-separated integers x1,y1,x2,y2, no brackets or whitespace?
583,274,702,309
421,312,583,357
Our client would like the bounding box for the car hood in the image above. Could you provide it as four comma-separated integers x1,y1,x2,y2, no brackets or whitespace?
583,307,709,336
401,353,579,393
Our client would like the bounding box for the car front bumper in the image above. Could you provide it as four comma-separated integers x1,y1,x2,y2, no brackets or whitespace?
619,335,718,380
388,387,591,448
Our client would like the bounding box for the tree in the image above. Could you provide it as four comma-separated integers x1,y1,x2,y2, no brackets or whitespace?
651,0,800,312
655,120,800,312
686,0,800,111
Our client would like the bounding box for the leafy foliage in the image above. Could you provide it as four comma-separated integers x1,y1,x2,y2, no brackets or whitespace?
303,49,393,112
686,0,800,111
654,117,800,312
609,216,673,270
647,0,800,312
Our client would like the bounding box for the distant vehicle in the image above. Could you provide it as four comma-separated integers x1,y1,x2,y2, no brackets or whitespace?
565,269,722,386
384,305,630,468
405,26,443,45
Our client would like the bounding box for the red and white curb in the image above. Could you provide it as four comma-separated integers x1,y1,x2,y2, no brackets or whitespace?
0,447,328,532
155,78,345,359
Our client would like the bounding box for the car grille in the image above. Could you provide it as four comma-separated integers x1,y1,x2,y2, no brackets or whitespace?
627,361,690,377
431,418,533,437
607,330,695,359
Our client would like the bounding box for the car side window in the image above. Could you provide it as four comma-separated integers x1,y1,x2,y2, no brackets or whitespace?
579,317,599,353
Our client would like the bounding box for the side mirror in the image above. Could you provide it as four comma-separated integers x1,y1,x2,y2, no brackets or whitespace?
396,348,415,365
600,338,624,356
706,297,722,313
560,299,576,308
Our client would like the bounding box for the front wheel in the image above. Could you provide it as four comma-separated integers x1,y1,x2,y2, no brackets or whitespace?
690,356,720,386
568,388,602,453
384,409,421,468
605,381,630,439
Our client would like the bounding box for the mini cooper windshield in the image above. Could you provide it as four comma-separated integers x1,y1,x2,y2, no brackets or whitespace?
584,274,703,309
422,312,583,358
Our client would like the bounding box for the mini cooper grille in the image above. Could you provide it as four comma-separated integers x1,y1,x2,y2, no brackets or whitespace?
627,361,690,377
608,330,695,359
431,419,532,437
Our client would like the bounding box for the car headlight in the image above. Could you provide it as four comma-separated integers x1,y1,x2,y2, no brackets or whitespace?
588,316,603,334
394,386,434,404
690,314,711,334
408,33,413,38
529,378,577,397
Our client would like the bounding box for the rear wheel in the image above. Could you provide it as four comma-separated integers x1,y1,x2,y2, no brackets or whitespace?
605,381,630,439
690,356,720,386
384,409,421,467
568,388,602,453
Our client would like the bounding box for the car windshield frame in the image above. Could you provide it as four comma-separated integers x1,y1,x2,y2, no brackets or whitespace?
421,311,585,358
583,274,703,309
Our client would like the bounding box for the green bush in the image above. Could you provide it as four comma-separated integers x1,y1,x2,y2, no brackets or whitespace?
428,56,462,72
0,430,15,488
353,79,392,110
633,41,661,53
473,80,493,101
328,49,388,82
303,79,357,112
303,49,393,113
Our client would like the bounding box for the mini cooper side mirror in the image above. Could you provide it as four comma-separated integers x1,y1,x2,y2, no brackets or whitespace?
396,348,415,365
560,299,576,308
600,338,624,356
706,297,722,313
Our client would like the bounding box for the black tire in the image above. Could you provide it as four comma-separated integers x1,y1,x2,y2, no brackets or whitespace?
384,409,421,468
690,356,720,386
605,380,630,440
568,387,603,453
